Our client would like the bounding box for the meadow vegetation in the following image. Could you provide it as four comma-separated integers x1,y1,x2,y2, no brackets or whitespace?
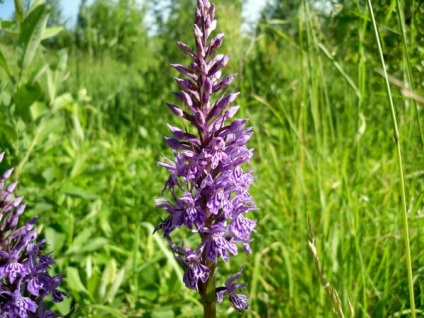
0,0,423,317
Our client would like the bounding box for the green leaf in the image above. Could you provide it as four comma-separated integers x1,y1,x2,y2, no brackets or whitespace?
89,305,127,318
99,259,117,299
78,237,109,254
37,117,65,144
0,123,17,142
1,20,16,29
139,284,159,301
106,267,125,303
139,262,159,285
54,296,73,317
41,166,55,183
44,227,66,254
66,227,94,255
28,63,49,83
67,233,107,258
66,267,88,294
87,271,100,302
17,4,51,70
151,309,175,318
141,222,183,284
52,93,73,113
0,91,11,106
62,185,98,200
0,49,12,80
41,26,63,40
15,82,44,122
29,101,46,121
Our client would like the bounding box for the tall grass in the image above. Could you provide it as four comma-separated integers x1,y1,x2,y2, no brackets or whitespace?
367,1,415,316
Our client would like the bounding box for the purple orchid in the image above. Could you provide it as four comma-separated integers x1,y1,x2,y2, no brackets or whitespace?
155,0,256,315
0,152,66,317
216,268,249,312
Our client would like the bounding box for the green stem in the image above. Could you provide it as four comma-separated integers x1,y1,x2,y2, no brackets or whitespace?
14,0,24,24
366,1,416,317
203,298,216,318
202,262,216,318
15,120,43,178
395,0,424,153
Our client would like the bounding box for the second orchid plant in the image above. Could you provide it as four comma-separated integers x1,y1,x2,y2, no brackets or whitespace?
155,0,256,316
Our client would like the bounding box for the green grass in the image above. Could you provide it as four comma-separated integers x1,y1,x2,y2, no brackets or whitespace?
1,1,423,317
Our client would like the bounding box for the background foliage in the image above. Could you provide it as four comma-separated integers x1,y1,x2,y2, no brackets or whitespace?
0,0,423,317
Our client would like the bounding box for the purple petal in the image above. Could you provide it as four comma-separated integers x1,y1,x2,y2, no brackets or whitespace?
207,93,240,119
229,293,249,311
229,213,256,240
173,91,194,109
165,137,190,150
177,41,196,60
213,74,236,93
1,262,26,283
6,182,18,193
208,54,231,77
207,33,224,56
2,167,14,179
216,288,227,303
171,64,198,80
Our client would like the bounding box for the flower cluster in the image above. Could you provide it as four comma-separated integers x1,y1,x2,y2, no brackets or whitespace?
155,0,256,311
0,153,66,318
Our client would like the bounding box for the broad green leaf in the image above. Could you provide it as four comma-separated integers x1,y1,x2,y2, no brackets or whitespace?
28,63,49,83
67,233,107,256
66,227,94,255
62,185,98,200
99,259,117,299
52,93,73,113
32,202,54,212
17,4,51,70
41,166,55,183
37,117,65,144
139,284,159,301
78,237,108,254
106,267,125,303
0,123,17,142
31,0,44,8
151,309,175,318
0,49,12,79
87,271,100,302
89,305,127,318
66,267,88,294
54,296,73,317
15,82,44,122
139,262,159,285
41,26,64,40
0,91,11,106
29,101,46,121
44,227,66,255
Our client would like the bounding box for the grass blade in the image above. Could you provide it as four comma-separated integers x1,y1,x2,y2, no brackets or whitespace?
395,0,424,151
366,1,416,317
